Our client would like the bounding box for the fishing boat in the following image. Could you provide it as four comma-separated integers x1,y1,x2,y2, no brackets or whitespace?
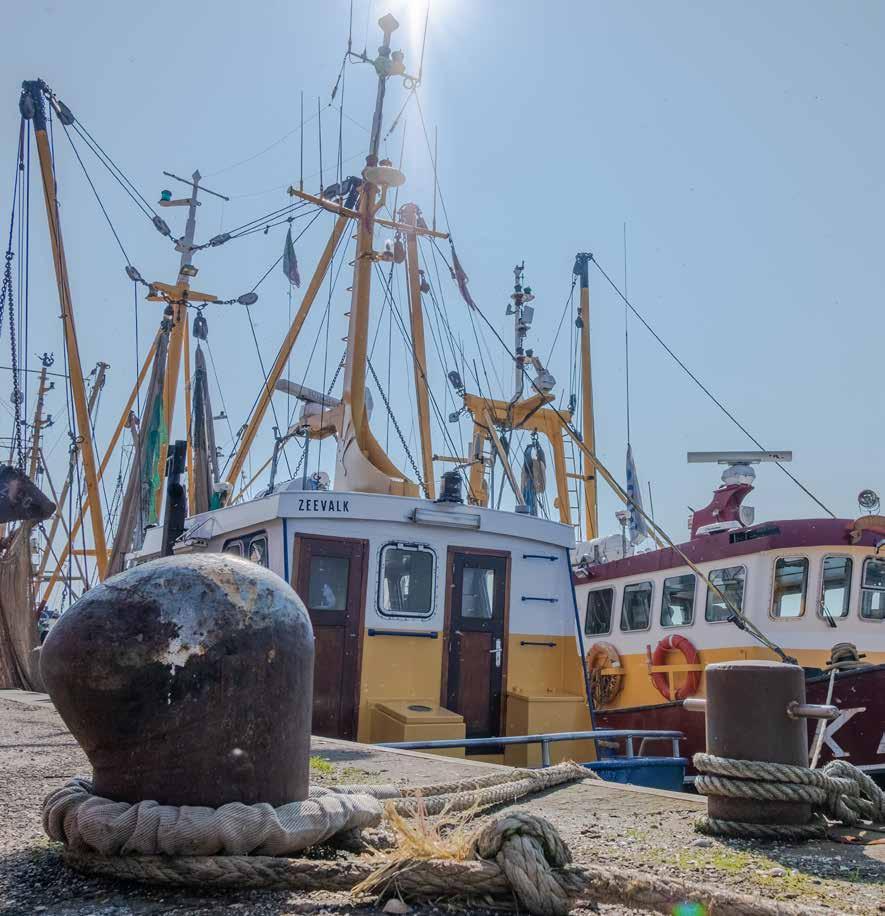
575,454,885,776
0,12,609,768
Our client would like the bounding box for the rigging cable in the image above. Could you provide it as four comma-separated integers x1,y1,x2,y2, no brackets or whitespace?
463,267,798,662
589,254,835,518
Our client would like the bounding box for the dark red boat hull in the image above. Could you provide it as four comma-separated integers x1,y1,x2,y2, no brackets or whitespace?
592,664,885,774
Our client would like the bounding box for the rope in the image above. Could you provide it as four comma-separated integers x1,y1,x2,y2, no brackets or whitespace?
43,763,589,857
693,753,885,840
59,807,825,916
589,255,835,519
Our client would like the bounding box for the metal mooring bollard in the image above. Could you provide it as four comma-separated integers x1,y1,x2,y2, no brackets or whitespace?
40,553,314,808
685,660,837,827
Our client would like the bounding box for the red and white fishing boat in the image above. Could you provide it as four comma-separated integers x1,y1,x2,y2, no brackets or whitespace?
574,452,885,776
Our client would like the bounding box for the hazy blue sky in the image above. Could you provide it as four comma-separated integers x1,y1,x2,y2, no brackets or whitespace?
2,0,883,546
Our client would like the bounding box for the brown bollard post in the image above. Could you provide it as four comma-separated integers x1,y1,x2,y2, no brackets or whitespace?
41,553,314,808
703,660,813,827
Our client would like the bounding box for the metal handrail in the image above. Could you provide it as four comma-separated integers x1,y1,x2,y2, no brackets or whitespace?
379,729,683,768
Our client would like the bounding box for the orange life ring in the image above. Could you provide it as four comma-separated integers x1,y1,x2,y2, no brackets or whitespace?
586,641,623,706
650,635,701,701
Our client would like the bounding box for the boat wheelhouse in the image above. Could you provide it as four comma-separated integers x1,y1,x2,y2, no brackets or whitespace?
134,483,596,765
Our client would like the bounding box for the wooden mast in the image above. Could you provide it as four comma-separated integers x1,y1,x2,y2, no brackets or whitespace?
24,81,108,579
401,202,435,498
574,253,598,540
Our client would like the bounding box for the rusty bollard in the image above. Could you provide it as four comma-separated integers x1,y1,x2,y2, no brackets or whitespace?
685,660,837,828
41,553,314,807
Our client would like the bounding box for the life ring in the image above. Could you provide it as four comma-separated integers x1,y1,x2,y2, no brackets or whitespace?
586,641,623,707
650,635,701,701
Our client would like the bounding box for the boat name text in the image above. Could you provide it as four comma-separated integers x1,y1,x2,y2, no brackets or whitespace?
297,497,350,513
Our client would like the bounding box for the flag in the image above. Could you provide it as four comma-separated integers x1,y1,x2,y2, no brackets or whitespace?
449,242,477,311
626,443,649,545
282,226,301,287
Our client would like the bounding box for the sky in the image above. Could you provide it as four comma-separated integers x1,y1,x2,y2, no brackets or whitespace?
2,0,883,556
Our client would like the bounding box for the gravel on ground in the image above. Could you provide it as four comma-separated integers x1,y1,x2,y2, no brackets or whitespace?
0,694,882,915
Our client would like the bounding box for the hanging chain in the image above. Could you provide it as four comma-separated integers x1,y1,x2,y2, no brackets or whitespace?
0,251,24,468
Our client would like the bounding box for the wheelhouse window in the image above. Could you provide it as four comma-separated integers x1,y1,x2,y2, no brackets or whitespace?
820,556,852,620
661,574,695,627
860,557,885,621
705,566,746,622
248,536,268,567
771,557,808,618
620,581,652,631
585,588,613,635
378,543,435,618
222,530,268,567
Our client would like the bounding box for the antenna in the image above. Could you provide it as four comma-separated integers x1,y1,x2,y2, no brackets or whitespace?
687,450,792,465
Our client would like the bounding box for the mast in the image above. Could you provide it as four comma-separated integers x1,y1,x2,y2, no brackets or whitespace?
334,12,419,496
574,253,598,540
401,202,434,498
22,80,109,580
28,355,53,479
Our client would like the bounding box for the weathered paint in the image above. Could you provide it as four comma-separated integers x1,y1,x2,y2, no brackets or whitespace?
40,553,314,807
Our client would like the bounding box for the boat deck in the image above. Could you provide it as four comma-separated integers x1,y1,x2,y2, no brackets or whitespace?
1,691,882,915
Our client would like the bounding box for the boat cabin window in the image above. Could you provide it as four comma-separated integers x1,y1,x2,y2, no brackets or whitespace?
378,543,435,618
705,566,746,622
620,581,653,631
771,557,808,618
820,556,852,620
308,556,350,611
860,557,885,621
585,588,613,635
222,531,268,568
661,574,695,627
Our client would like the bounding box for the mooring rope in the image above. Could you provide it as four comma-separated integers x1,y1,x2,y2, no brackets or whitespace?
43,763,591,857
59,811,826,916
694,753,885,841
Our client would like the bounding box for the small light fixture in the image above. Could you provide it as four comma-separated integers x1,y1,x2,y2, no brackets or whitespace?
179,263,198,278
412,506,481,530
237,292,259,306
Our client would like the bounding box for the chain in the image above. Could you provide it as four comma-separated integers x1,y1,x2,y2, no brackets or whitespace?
366,355,427,496
0,251,24,468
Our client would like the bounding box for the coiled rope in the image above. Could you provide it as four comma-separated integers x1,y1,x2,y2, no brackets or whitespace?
694,753,885,841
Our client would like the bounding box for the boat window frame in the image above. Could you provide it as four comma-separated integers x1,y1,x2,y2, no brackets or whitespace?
376,540,438,620
704,564,748,624
769,555,810,620
660,573,697,629
818,554,853,621
222,529,268,568
859,556,885,622
619,580,654,633
585,586,614,636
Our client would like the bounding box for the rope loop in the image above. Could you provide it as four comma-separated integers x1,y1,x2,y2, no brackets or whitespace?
473,812,574,916
693,753,885,839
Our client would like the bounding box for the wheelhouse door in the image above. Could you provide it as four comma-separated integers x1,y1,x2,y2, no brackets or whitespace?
445,550,509,744
294,535,367,740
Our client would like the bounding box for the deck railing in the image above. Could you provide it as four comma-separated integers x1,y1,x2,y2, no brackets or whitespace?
378,728,683,767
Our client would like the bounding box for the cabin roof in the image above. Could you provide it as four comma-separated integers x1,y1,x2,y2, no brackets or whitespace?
574,517,882,584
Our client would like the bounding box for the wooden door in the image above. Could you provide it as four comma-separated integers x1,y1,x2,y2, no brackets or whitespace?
294,535,367,740
445,551,509,744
